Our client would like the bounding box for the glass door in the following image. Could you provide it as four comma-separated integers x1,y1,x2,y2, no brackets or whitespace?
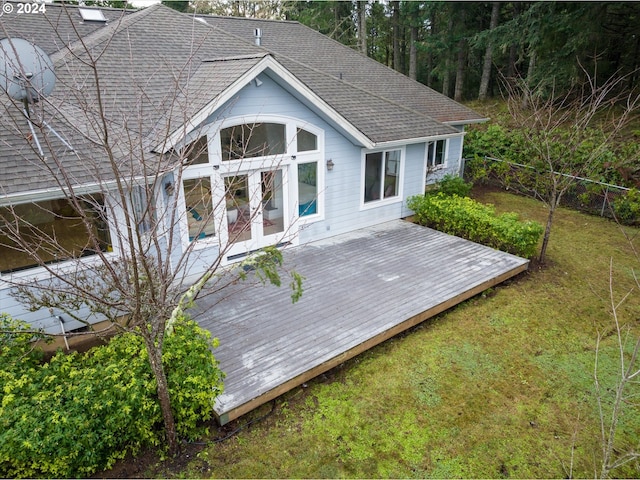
260,170,285,239
224,167,288,257
225,174,252,244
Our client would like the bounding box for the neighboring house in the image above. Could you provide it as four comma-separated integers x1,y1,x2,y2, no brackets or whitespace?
0,3,486,334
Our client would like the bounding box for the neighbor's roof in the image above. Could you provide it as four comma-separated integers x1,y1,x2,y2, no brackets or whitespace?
0,3,485,197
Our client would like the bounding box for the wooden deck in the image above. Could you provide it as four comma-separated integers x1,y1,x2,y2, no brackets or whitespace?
191,220,529,425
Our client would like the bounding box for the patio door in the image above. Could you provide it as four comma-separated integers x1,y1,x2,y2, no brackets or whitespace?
224,167,288,258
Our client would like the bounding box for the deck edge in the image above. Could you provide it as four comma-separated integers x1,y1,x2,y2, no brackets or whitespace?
214,259,529,425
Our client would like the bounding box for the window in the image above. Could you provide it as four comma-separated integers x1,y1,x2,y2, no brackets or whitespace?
183,136,209,165
298,162,317,216
364,149,401,203
296,128,317,152
183,178,216,241
427,139,447,169
220,123,286,160
0,195,112,273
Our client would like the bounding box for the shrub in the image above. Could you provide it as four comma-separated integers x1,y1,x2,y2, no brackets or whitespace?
429,174,473,198
612,188,640,225
0,315,223,478
0,313,48,372
407,193,543,259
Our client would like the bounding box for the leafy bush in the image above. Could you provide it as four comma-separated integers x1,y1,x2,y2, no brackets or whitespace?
463,124,521,161
0,315,223,478
429,174,473,198
407,193,543,259
463,123,636,189
612,188,640,225
0,313,48,373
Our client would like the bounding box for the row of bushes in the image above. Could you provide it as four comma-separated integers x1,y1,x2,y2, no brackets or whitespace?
0,313,224,478
463,123,637,188
463,124,640,225
408,176,543,259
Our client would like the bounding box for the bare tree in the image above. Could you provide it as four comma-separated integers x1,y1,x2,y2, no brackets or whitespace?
0,6,302,455
500,71,639,263
594,221,640,477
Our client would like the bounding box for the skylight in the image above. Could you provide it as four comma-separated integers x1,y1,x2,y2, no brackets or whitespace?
79,8,107,22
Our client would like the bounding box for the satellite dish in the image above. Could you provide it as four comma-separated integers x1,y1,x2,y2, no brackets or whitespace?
0,37,55,103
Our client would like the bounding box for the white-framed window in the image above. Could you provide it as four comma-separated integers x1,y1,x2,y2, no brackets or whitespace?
296,127,317,153
182,177,216,241
297,161,318,217
0,195,112,274
294,126,321,218
179,117,325,247
220,122,286,161
363,148,402,205
179,134,221,244
427,139,447,170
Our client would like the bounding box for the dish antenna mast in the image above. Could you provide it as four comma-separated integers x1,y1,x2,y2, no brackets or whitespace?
0,37,73,154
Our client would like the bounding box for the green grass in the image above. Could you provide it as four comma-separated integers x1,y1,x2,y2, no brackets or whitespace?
173,189,639,479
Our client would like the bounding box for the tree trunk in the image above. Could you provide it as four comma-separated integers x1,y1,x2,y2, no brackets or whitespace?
443,58,451,97
144,335,178,455
357,1,367,55
539,201,555,264
442,15,454,97
478,1,500,100
507,3,521,78
333,3,339,41
526,48,536,84
454,37,466,101
425,8,435,87
409,24,418,80
454,6,466,102
392,1,401,72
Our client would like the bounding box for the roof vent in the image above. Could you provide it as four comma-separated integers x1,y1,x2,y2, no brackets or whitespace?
254,28,262,46
79,8,107,23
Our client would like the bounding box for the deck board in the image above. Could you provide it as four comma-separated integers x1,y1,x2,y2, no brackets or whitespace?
190,220,529,425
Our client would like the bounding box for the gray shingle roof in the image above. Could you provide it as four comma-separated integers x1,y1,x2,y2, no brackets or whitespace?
1,3,484,196
202,15,485,126
0,2,135,55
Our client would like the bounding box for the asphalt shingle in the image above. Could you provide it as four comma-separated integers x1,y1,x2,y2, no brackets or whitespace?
1,3,484,196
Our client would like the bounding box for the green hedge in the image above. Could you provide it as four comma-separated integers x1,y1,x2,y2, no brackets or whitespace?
407,193,543,259
430,174,473,198
0,314,223,478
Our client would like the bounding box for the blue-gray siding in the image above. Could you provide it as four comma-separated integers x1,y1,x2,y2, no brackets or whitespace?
2,73,466,331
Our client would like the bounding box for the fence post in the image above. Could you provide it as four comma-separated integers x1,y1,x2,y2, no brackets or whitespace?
601,186,609,217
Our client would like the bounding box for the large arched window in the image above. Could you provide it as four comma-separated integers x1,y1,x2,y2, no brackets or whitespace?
220,123,286,160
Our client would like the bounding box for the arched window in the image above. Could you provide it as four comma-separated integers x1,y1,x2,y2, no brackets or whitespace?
296,128,317,152
183,136,209,165
220,123,286,160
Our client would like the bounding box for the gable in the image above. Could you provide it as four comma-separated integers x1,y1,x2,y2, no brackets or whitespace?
158,55,376,153
203,15,487,125
1,4,481,199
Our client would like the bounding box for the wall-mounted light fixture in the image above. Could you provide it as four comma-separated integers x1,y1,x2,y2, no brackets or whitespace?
165,182,175,196
326,159,335,171
255,77,263,87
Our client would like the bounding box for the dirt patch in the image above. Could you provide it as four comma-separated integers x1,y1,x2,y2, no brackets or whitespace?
93,419,225,478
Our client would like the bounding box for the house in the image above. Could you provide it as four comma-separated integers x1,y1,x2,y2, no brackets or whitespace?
0,2,486,335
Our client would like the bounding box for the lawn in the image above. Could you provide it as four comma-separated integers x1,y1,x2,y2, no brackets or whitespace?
164,188,639,478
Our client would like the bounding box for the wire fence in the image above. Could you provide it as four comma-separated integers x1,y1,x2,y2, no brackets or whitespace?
463,156,639,225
